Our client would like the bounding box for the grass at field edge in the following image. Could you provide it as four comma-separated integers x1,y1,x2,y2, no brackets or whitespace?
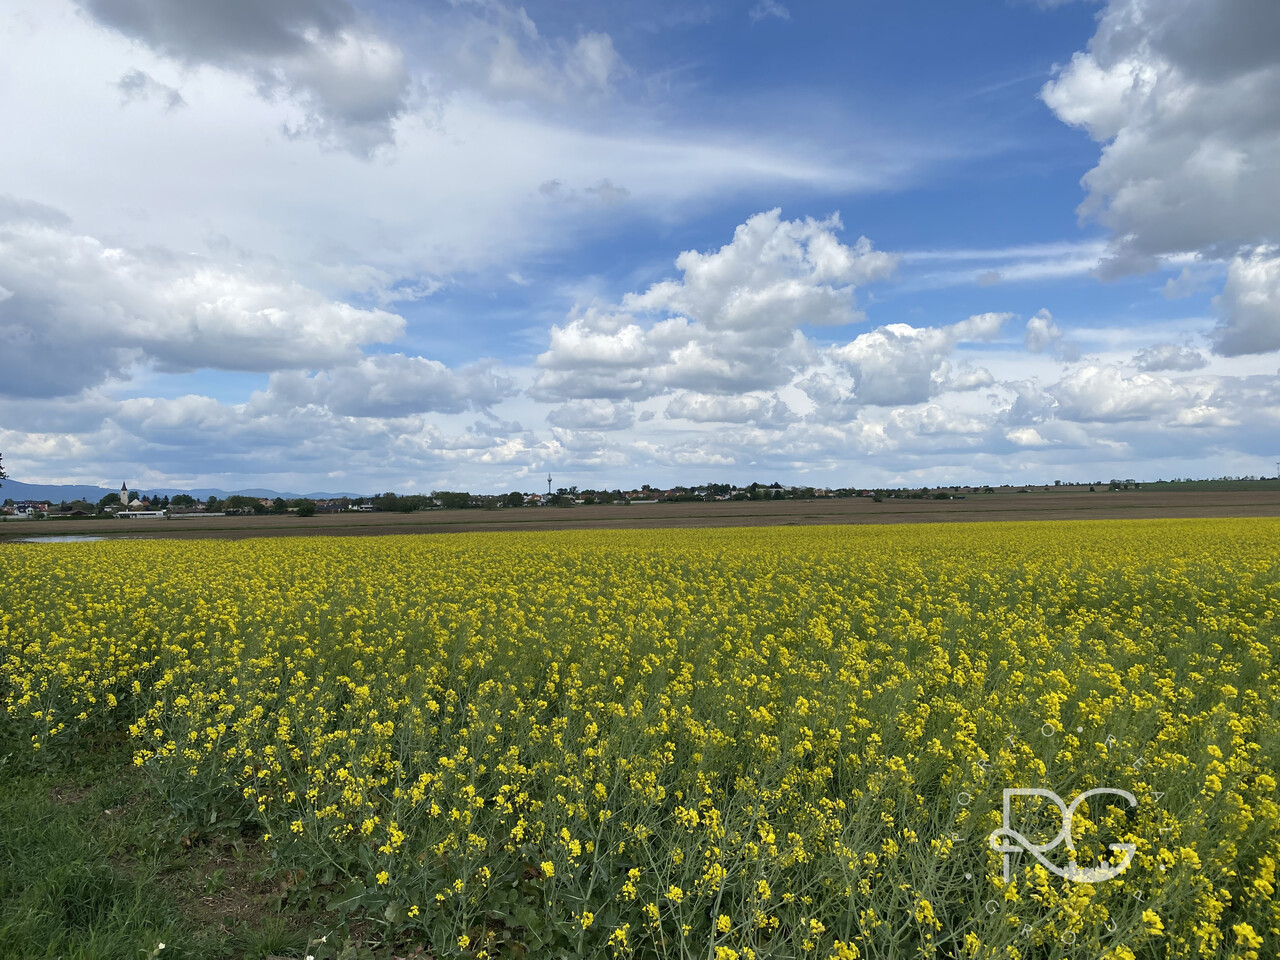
0,740,390,960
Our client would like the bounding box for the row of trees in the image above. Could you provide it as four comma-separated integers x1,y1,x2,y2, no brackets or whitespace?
362,483,847,512
166,494,317,517
371,491,521,511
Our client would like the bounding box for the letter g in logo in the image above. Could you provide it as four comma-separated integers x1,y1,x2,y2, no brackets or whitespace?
989,787,1137,882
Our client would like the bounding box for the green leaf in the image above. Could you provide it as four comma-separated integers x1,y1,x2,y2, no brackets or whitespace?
329,879,368,914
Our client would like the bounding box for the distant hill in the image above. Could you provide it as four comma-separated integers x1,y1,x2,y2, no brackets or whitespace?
1,479,367,503
0,480,118,504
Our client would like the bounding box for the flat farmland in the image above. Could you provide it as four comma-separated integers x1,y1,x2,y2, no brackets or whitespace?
2,520,1278,958
5,488,1280,541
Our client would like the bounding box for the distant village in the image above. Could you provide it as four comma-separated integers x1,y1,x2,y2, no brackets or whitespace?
2,475,1227,521
3,482,341,520
3,480,863,520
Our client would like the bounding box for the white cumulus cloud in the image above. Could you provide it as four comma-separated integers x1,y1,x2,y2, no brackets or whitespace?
1131,342,1207,372
1024,308,1080,360
1042,0,1280,355
545,398,636,431
75,0,412,155
624,209,898,332
1041,0,1280,268
266,355,515,417
0,201,404,397
533,210,897,405
816,312,1008,412
1212,247,1280,356
665,392,795,426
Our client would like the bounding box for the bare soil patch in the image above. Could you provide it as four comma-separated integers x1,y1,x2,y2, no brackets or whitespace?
5,488,1280,542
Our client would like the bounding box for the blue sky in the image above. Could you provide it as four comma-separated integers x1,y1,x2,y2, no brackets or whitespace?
2,0,1278,493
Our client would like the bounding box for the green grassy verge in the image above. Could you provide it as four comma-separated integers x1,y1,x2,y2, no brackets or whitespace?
0,740,398,960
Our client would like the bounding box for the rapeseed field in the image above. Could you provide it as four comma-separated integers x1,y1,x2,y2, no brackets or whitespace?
2,520,1277,959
